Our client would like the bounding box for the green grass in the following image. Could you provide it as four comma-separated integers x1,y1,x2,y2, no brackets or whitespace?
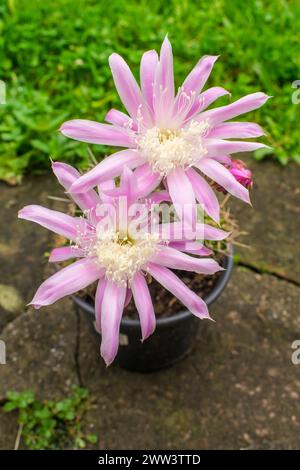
0,0,299,183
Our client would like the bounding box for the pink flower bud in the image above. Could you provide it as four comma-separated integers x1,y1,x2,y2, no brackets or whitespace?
214,159,253,194
229,160,253,189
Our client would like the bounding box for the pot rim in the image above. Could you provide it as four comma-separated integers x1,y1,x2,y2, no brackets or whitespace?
72,245,234,327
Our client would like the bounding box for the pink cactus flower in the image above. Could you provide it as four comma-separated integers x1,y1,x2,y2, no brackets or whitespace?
18,162,228,365
60,36,269,224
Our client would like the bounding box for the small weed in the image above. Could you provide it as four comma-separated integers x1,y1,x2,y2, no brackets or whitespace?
2,386,97,450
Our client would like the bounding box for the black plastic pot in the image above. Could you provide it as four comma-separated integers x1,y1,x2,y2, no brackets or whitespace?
73,250,234,372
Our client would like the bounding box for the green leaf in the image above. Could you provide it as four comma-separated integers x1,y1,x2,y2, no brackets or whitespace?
254,147,274,161
3,402,17,412
86,434,98,444
75,437,86,449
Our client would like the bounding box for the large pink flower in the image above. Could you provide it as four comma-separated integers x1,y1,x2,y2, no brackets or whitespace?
60,36,269,224
18,162,228,365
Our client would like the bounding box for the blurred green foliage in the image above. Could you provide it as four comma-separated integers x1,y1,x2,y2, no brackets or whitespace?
3,386,97,449
0,0,299,183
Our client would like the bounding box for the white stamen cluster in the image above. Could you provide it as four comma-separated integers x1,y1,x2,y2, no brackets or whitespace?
93,231,159,286
137,120,209,176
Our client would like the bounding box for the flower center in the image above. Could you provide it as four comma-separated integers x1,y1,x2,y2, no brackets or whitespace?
94,231,159,286
137,120,209,176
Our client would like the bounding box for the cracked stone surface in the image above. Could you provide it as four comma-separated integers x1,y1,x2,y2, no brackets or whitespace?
0,299,78,402
229,156,300,284
0,176,79,450
76,268,300,450
0,299,78,449
0,160,300,450
0,176,67,331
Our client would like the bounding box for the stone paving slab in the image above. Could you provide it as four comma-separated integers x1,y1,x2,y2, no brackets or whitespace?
230,157,300,284
1,268,299,450
0,299,78,403
0,176,66,331
0,299,78,449
0,177,79,449
76,268,300,450
0,159,299,449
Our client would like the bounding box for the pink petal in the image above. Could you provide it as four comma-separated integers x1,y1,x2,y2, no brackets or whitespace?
105,108,137,131
52,161,99,211
168,241,212,256
198,87,231,112
147,263,210,319
113,166,139,205
131,272,156,341
97,179,116,203
153,36,175,126
203,224,230,240
208,122,265,139
49,246,83,262
167,168,196,226
109,53,149,123
213,155,232,165
100,281,126,366
158,222,229,242
100,166,151,205
186,168,220,223
18,205,84,241
205,138,267,156
153,246,222,274
140,50,158,112
182,55,219,96
60,119,134,147
159,36,174,100
197,158,251,204
95,278,107,333
182,87,230,124
29,259,103,309
134,163,162,198
146,190,171,205
69,150,144,193
197,246,213,256
198,92,270,125
158,222,195,241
